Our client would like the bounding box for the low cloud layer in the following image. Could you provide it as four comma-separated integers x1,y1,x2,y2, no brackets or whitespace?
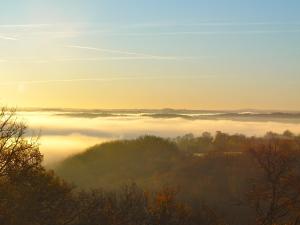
18,110,300,166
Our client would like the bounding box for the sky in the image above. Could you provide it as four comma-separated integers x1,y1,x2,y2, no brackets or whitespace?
0,0,300,110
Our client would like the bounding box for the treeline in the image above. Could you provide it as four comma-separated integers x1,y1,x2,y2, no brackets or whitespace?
57,131,300,225
173,130,300,153
1,108,300,225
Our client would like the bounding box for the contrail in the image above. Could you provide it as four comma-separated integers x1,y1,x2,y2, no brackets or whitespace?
103,29,300,37
56,56,185,61
0,24,51,28
120,22,300,29
0,78,137,86
0,56,197,63
0,76,214,86
65,45,172,59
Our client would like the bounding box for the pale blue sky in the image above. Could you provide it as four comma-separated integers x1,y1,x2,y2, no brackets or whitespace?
0,0,299,110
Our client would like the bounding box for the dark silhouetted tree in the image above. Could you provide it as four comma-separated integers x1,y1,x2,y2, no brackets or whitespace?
247,139,300,225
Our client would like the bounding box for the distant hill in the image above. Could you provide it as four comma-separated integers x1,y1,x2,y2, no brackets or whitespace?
56,131,300,191
56,136,185,189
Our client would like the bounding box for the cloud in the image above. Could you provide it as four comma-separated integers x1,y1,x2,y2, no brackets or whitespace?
75,22,300,37
80,21,300,37
57,56,186,61
27,127,114,138
0,34,17,40
66,45,161,57
119,22,300,29
0,78,136,86
0,24,51,40
0,58,50,63
3,21,298,42
0,23,79,40
100,29,300,37
0,56,198,63
0,24,51,28
0,75,214,87
65,45,185,60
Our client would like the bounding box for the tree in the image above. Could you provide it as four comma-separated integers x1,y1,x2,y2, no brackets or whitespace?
0,108,77,225
149,187,191,225
247,139,300,225
0,108,42,178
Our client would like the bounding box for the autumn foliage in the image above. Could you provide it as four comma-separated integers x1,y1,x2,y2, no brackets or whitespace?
1,108,300,225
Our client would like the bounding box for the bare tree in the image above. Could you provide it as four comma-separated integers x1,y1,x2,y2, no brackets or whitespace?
247,139,300,225
0,107,42,179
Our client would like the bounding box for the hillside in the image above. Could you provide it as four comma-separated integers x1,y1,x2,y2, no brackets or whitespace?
56,136,186,189
56,132,300,224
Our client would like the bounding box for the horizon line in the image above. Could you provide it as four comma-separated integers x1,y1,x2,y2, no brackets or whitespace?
13,106,300,113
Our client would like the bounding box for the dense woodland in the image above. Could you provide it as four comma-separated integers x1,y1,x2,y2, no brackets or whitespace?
1,108,300,225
